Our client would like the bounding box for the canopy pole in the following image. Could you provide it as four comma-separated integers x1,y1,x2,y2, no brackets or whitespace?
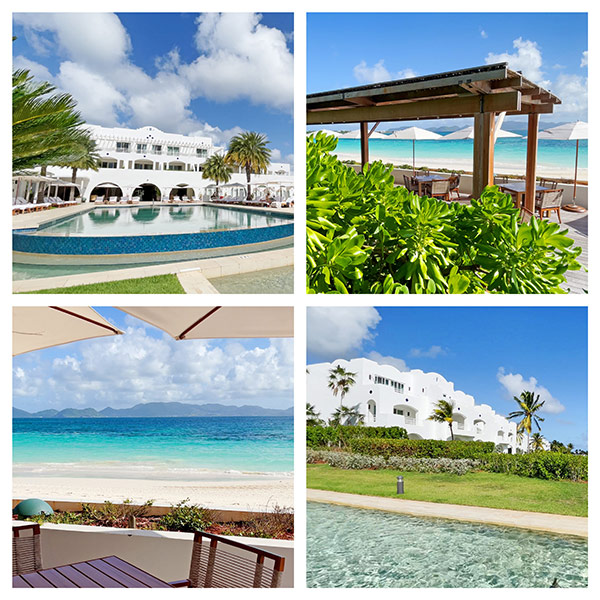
360,122,369,170
472,112,495,198
524,113,539,216
563,138,586,212
412,140,415,175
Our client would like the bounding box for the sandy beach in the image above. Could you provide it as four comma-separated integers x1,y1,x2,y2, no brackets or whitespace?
13,475,294,511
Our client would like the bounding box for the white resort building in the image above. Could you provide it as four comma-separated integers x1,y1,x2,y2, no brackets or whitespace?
45,125,293,202
307,358,527,453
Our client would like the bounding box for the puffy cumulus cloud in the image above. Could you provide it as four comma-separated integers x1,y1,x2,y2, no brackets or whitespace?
12,55,53,82
353,59,416,84
551,73,587,119
486,38,549,86
496,368,565,414
12,326,293,412
180,13,293,112
409,345,446,359
366,351,409,372
189,123,244,147
581,50,588,68
307,307,381,359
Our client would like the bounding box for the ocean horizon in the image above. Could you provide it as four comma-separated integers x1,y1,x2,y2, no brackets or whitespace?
13,416,294,480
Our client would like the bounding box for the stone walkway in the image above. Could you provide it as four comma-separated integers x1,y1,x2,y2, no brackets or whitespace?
307,489,587,538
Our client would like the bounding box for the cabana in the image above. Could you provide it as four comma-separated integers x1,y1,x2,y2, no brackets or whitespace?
307,62,561,215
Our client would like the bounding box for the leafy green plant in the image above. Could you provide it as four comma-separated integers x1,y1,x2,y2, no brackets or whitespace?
478,452,587,481
158,499,213,533
307,425,408,449
306,133,581,293
81,499,154,527
348,438,495,459
24,511,84,525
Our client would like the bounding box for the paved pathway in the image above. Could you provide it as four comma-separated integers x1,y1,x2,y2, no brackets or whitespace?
307,489,587,538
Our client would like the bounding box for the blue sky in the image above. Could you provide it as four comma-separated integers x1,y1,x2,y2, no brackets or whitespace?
13,13,294,165
308,12,587,129
307,307,588,450
13,308,293,413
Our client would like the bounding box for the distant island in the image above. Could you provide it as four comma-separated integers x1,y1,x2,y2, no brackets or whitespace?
13,402,294,419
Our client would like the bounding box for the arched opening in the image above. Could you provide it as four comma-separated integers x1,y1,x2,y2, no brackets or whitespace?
133,183,161,202
367,400,377,424
169,184,194,200
167,160,185,171
473,418,486,435
407,433,423,440
393,403,418,425
134,159,154,171
99,157,118,169
90,183,123,202
453,412,466,431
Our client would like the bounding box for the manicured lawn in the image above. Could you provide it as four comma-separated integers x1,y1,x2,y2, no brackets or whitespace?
307,464,587,517
25,274,186,294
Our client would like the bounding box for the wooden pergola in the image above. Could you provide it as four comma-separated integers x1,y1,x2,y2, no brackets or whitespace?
307,63,561,214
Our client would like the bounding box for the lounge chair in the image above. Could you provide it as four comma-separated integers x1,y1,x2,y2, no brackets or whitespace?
535,188,563,222
94,196,105,204
429,179,451,202
170,531,285,588
131,196,141,204
13,524,42,576
108,196,118,204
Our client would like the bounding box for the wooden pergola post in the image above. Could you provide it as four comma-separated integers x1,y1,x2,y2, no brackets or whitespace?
472,112,495,198
360,122,369,170
524,113,539,215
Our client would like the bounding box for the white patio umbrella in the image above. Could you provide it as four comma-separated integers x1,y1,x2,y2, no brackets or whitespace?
538,121,588,212
118,307,293,339
386,127,442,173
337,130,389,139
442,126,521,140
312,128,343,137
13,307,123,356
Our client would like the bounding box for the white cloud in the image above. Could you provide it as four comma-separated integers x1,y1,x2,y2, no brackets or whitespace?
13,326,293,412
486,38,548,86
480,30,488,39
496,367,565,414
581,50,588,68
12,55,53,82
189,123,244,147
409,345,446,359
366,351,409,372
552,73,588,119
307,307,381,359
353,59,416,84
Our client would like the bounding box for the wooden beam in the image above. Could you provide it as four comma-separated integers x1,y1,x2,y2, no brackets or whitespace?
472,113,495,198
307,91,521,124
524,113,539,215
490,75,523,89
360,122,369,169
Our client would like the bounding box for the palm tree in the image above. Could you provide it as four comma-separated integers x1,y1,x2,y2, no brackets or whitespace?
306,403,324,427
529,432,546,452
567,443,574,454
227,132,271,200
428,399,455,440
13,69,93,173
58,137,100,201
327,365,357,407
329,404,364,427
202,153,231,198
550,440,566,453
508,391,545,453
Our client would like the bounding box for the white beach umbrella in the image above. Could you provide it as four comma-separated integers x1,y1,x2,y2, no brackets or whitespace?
118,307,293,339
442,126,521,140
13,307,123,356
386,127,442,173
312,128,343,137
337,130,389,139
538,121,588,212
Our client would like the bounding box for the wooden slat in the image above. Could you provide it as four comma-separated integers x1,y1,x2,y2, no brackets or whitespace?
360,122,369,168
20,572,55,588
85,559,150,588
55,565,103,587
472,112,495,198
12,576,32,588
103,556,173,588
73,561,128,588
37,569,79,588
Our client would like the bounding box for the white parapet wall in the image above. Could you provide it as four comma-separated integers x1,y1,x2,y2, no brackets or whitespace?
24,521,294,587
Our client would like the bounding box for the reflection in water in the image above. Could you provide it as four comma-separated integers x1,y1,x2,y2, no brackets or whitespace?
88,209,121,224
131,207,161,222
169,207,194,220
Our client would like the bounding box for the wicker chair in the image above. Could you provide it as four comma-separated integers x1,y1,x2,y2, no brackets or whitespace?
535,188,564,222
13,524,42,576
448,173,461,200
171,531,285,588
403,174,419,193
539,178,558,190
429,179,451,202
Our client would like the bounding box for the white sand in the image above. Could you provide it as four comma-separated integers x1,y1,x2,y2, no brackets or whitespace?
13,475,294,511
334,151,588,181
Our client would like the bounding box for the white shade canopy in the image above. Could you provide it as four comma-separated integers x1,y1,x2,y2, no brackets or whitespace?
442,126,521,140
538,120,588,141
337,130,389,139
13,307,123,356
118,307,293,339
386,127,442,140
313,128,343,137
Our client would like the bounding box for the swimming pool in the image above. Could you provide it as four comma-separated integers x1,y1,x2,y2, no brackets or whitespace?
13,205,293,265
307,502,588,588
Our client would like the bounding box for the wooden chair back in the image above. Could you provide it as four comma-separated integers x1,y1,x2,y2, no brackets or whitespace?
13,524,42,576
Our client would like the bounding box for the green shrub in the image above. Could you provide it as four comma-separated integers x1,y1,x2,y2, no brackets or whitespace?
347,438,495,459
478,452,588,481
81,499,154,527
306,133,582,294
158,499,213,533
307,425,408,449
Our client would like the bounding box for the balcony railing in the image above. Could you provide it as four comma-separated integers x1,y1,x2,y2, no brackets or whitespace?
456,422,465,430
405,417,416,425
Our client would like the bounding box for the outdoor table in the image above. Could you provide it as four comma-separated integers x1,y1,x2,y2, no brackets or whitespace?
13,556,173,588
413,174,449,195
499,182,549,207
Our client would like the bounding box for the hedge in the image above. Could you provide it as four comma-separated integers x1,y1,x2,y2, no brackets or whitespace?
348,438,495,459
478,452,588,481
306,425,408,449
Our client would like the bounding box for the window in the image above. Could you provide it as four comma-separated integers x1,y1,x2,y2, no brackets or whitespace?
196,148,207,157
167,146,180,156
136,143,147,153
152,145,162,154
168,164,183,171
393,408,404,415
116,142,129,152
134,162,153,170
100,161,117,169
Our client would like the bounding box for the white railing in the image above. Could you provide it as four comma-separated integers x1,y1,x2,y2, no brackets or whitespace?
456,422,465,430
405,417,416,425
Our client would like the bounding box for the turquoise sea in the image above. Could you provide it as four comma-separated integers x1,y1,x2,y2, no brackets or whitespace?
13,417,294,480
333,138,587,173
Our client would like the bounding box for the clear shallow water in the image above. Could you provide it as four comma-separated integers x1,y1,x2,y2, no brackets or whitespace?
210,266,294,294
31,206,289,237
307,503,588,588
334,138,588,172
13,417,293,479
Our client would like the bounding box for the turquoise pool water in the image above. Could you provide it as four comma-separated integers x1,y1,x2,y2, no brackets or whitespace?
307,503,588,588
31,205,289,237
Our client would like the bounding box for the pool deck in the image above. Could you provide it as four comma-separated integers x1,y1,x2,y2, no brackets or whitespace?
307,489,588,538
